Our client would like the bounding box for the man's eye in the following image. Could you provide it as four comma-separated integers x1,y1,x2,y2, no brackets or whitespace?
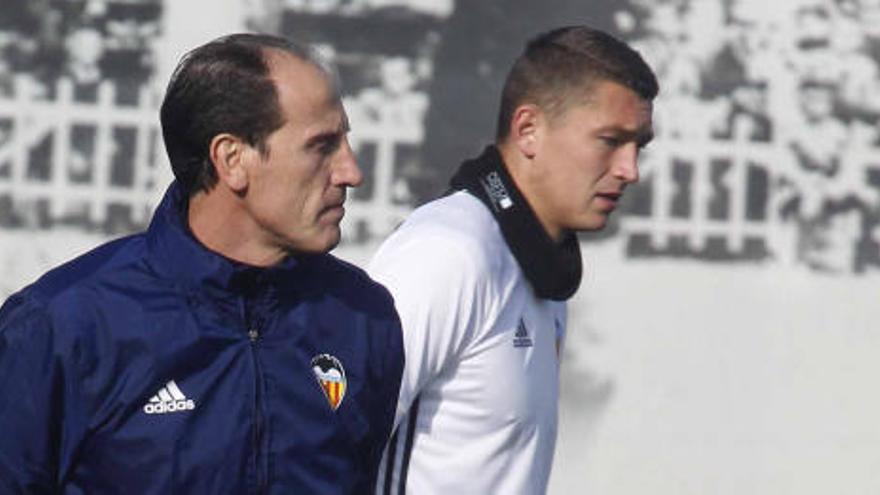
317,136,341,155
600,136,621,147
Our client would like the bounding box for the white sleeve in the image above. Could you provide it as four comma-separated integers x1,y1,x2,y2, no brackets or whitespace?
368,230,493,427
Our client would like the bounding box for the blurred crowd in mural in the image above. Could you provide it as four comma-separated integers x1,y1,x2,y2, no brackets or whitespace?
1,0,879,275
620,0,880,273
0,0,162,234
0,0,160,89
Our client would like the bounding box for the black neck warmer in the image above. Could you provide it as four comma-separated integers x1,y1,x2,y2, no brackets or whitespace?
448,145,582,301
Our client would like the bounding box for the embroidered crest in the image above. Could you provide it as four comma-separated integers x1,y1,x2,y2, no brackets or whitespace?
311,354,347,410
513,318,534,348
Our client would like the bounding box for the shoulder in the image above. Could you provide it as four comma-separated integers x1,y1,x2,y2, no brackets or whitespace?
407,191,502,249
369,192,522,338
23,233,147,307
372,191,512,280
299,253,398,320
1,233,147,346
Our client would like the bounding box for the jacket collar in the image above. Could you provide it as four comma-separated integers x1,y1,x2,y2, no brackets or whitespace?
145,183,304,300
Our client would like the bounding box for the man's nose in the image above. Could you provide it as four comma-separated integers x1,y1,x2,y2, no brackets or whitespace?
614,145,640,184
333,138,363,188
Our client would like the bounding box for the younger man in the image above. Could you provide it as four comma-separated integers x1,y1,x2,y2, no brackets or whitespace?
370,26,658,494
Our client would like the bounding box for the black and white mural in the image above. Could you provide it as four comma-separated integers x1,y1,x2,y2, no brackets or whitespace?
1,1,878,493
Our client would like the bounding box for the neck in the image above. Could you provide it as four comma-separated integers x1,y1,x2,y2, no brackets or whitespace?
187,188,286,267
448,144,583,300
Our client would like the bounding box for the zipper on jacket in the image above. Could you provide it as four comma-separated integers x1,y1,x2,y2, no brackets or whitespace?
247,325,266,494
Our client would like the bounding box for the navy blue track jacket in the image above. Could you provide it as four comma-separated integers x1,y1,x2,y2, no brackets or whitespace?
0,184,405,494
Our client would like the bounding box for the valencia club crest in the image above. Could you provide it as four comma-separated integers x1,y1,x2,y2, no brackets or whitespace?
311,354,347,411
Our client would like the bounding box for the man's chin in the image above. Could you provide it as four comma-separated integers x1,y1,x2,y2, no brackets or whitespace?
289,227,342,255
570,214,609,233
315,229,342,253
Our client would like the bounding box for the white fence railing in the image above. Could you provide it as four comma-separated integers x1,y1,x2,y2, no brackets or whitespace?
0,76,168,228
624,132,880,263
3,77,877,265
0,77,426,242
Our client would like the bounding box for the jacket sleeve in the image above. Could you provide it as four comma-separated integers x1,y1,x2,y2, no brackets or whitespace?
368,230,495,428
0,294,67,494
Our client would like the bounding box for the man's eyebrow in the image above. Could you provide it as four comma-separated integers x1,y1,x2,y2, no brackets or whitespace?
596,125,654,143
306,130,339,147
304,118,350,149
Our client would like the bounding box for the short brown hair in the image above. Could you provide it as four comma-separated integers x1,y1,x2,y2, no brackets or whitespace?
496,26,659,140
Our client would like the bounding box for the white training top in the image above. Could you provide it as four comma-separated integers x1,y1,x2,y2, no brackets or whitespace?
369,191,566,495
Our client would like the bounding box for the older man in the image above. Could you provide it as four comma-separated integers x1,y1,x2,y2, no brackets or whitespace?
0,34,403,494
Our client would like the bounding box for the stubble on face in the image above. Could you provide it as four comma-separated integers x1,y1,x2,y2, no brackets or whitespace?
525,80,654,239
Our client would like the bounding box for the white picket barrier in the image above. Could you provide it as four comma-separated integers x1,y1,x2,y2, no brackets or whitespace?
2,76,876,262
0,75,425,243
624,129,880,263
0,76,169,229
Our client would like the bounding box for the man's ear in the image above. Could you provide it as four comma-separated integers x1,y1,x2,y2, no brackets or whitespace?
509,104,542,159
208,133,249,192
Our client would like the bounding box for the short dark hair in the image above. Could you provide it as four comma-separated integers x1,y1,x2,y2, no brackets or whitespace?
160,33,323,196
496,26,659,140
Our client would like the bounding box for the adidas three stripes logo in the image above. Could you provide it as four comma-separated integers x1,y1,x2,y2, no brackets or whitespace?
143,380,196,415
